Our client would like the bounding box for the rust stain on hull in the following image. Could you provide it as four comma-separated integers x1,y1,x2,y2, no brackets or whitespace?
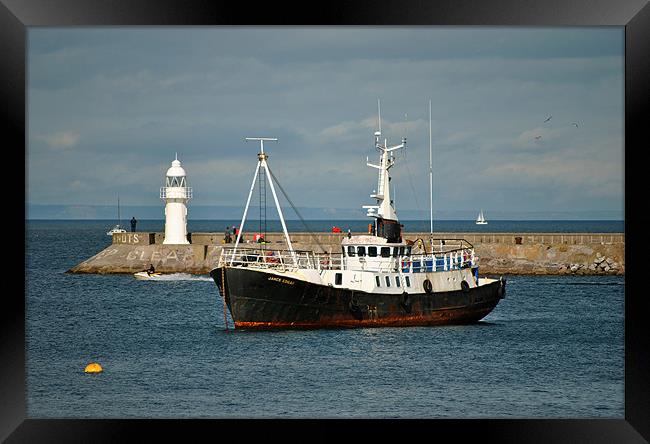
233,304,497,330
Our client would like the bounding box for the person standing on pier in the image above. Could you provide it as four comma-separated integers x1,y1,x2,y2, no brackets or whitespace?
130,217,137,232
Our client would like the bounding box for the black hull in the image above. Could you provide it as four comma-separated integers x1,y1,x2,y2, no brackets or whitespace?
210,266,505,330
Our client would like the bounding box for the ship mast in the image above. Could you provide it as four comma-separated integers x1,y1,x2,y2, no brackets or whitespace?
362,100,406,230
429,100,433,237
231,137,296,265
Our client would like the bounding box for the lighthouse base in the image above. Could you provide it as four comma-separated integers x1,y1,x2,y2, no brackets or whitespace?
163,239,189,245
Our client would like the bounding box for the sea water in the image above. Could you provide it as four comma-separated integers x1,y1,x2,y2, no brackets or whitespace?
26,220,624,418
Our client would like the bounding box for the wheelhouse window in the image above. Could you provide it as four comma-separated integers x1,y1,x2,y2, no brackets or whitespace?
368,246,377,257
375,276,381,287
381,247,391,258
405,246,412,256
392,247,399,257
405,276,411,287
347,246,356,257
385,276,391,287
357,246,366,257
395,276,401,287
335,273,342,285
399,246,405,256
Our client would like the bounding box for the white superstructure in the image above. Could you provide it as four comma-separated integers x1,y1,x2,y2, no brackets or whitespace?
160,154,192,244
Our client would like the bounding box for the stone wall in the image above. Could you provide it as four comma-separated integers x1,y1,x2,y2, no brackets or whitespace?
68,232,624,275
473,242,624,276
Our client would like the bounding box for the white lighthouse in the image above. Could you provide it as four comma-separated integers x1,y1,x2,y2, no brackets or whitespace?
160,154,192,245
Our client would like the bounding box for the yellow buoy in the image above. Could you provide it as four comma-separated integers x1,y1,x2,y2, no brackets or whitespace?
84,362,103,373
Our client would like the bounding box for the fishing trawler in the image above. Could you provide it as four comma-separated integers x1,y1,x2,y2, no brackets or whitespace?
210,106,505,330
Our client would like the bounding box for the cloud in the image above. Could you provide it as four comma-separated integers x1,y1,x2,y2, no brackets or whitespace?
35,131,80,149
479,154,621,191
513,126,570,148
319,116,426,145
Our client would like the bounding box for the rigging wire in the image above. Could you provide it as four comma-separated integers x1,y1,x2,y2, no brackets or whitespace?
266,164,328,253
400,112,423,217
403,154,423,216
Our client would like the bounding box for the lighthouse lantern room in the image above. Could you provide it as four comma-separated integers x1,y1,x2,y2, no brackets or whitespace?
160,154,192,244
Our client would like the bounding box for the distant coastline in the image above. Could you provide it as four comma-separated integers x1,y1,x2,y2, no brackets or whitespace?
27,219,625,234
26,204,623,222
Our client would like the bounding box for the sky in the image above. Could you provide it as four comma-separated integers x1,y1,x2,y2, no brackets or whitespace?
27,27,624,219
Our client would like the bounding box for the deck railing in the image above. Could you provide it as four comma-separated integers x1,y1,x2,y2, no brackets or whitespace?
405,248,476,273
219,246,476,274
219,247,344,272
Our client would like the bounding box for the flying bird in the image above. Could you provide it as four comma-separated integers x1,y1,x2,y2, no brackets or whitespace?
534,135,542,140
543,115,552,123
572,122,579,128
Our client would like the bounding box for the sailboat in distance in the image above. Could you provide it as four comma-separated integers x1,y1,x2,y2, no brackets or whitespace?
106,195,127,236
476,209,488,225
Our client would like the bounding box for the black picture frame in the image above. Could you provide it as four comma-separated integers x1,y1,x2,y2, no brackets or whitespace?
6,0,648,442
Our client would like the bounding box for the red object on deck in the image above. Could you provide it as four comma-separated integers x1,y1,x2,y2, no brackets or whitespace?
331,226,341,233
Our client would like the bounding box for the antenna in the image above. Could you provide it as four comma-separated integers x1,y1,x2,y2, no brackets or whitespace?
377,99,382,135
245,137,278,154
429,100,433,236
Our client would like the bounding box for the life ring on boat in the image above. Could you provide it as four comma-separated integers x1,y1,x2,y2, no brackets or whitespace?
401,258,411,269
423,279,433,294
349,300,363,320
461,280,470,292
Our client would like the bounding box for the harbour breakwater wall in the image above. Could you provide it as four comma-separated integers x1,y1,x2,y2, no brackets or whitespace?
67,231,624,276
